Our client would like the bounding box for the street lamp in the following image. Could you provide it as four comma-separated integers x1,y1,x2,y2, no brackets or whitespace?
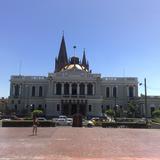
144,78,147,118
139,78,147,118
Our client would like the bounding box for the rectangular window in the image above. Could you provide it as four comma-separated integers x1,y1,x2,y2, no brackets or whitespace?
106,105,110,110
57,104,60,111
106,87,110,98
11,100,14,104
113,87,117,98
89,105,92,112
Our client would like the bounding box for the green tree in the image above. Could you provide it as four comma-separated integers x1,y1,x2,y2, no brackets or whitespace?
152,109,160,118
32,109,43,117
127,101,137,118
105,109,115,119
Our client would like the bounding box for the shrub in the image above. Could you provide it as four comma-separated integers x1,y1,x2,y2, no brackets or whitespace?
152,118,160,124
102,122,148,128
2,120,55,127
152,109,160,118
105,109,115,118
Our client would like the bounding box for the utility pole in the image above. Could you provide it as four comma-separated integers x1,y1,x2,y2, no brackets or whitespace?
144,78,147,118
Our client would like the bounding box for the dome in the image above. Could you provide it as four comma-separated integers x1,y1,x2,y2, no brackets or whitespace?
61,64,88,72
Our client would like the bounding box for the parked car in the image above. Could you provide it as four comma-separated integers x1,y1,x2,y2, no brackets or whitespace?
56,118,67,125
82,119,95,127
91,117,106,126
55,115,68,126
59,115,67,119
66,118,73,126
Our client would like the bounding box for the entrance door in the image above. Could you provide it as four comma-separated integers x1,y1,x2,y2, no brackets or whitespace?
71,104,77,115
62,104,69,116
79,104,86,116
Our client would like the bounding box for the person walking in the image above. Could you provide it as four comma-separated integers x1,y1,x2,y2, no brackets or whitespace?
32,115,38,135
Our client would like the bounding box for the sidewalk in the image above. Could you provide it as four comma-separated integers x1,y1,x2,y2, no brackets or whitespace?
0,127,160,160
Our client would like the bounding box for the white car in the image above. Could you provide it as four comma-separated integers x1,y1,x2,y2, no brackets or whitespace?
59,115,67,119
66,118,73,126
56,118,67,125
55,115,68,126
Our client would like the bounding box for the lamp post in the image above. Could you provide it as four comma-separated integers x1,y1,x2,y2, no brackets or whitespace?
144,78,147,118
113,86,117,120
139,78,147,118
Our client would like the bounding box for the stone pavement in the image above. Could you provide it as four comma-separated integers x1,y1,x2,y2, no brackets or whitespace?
0,127,160,160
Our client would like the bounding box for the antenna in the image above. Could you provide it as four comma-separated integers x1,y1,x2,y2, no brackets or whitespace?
73,45,76,66
73,45,76,57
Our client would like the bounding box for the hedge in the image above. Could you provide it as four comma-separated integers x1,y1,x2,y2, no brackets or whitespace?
2,120,56,127
102,122,149,128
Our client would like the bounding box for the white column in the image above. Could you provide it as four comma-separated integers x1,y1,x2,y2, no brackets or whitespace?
128,86,130,97
69,83,72,95
49,81,53,96
116,86,118,98
12,84,15,96
19,84,22,96
133,86,136,97
62,83,64,95
85,83,87,95
92,83,95,95
48,80,52,96
77,83,80,95
54,83,57,95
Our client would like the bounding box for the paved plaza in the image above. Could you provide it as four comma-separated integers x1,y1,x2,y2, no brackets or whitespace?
0,127,160,160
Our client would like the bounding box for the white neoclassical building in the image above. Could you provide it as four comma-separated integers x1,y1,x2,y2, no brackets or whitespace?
9,36,139,117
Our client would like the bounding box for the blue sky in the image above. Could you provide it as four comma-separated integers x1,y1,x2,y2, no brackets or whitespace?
0,0,160,98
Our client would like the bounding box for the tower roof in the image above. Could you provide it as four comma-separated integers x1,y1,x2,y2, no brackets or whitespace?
82,49,87,66
58,35,68,63
55,35,69,72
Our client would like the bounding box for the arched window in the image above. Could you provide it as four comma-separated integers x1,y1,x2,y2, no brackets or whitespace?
15,84,19,96
129,86,134,98
39,86,43,97
56,83,62,95
113,87,117,98
80,83,85,95
87,83,93,95
72,83,77,95
64,83,69,95
106,87,110,98
32,86,35,97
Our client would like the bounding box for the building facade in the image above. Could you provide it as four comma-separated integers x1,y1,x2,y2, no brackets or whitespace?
9,36,139,117
138,95,160,117
0,97,8,113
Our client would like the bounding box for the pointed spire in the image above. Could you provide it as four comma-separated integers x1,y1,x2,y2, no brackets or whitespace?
58,35,68,63
55,35,68,72
86,61,89,70
82,48,87,67
54,57,58,72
